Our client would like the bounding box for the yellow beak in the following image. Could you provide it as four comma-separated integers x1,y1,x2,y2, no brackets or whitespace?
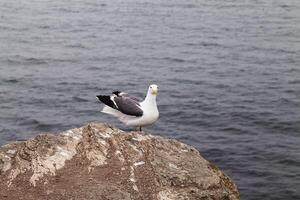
151,89,158,95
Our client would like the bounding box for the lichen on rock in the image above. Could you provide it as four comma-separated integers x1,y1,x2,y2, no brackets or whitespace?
0,122,240,200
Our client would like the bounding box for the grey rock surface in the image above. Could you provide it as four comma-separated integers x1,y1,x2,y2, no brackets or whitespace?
0,122,239,200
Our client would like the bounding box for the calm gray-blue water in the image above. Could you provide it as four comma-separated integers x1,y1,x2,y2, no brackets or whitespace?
1,0,300,199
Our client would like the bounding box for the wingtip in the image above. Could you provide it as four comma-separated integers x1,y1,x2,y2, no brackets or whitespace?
96,95,117,109
96,95,102,101
112,90,121,96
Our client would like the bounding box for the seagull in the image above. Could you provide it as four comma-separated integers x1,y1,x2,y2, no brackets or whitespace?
97,84,159,131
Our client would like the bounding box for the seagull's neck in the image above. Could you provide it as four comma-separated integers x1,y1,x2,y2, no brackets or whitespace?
143,92,157,106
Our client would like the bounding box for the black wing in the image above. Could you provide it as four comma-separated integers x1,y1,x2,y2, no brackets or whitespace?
97,95,117,109
97,95,143,117
113,96,143,117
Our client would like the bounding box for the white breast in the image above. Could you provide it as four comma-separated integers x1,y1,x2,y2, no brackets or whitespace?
125,100,159,127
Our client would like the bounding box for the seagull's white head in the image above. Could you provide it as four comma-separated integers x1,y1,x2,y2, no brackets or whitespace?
149,84,158,96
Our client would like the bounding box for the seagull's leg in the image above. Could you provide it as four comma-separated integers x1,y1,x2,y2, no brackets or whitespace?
139,126,142,132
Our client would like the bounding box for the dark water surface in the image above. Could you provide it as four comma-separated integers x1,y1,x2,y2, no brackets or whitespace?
1,0,300,199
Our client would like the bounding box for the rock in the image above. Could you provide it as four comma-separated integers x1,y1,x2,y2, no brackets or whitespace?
0,122,239,200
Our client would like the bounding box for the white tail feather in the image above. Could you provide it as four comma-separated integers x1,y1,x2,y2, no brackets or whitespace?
101,106,120,117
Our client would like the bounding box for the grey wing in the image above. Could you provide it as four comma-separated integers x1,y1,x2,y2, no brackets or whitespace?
113,96,143,117
128,96,141,102
116,92,141,102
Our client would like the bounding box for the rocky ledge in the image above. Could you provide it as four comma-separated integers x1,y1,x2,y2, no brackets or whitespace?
0,123,239,200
